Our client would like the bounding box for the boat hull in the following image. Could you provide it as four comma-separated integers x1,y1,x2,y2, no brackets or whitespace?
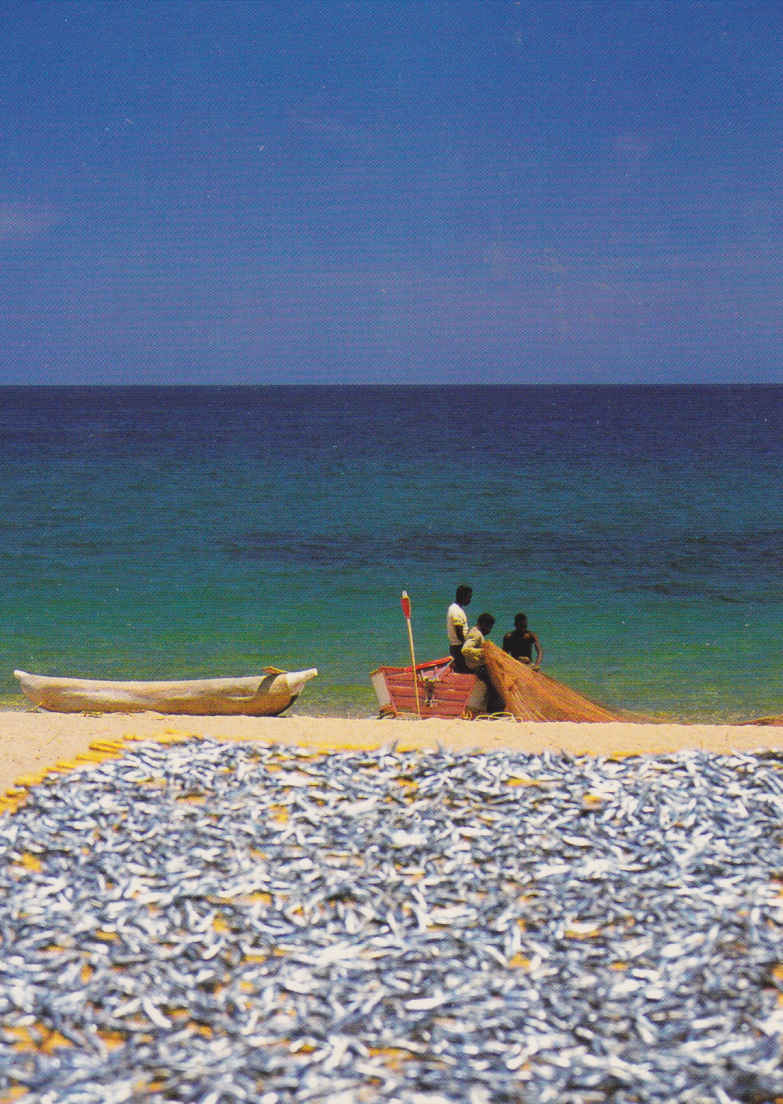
13,668,318,717
371,656,484,719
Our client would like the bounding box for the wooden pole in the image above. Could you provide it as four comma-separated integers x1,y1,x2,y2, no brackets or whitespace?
400,590,421,717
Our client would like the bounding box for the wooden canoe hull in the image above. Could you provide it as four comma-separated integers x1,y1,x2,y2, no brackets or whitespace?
371,656,484,719
13,668,318,716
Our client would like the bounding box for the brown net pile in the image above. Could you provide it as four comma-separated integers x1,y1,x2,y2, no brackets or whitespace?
483,640,625,722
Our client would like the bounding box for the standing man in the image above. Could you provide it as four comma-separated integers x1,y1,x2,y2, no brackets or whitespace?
447,584,472,672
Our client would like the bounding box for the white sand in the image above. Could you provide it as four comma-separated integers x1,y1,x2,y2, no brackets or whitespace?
1,708,782,794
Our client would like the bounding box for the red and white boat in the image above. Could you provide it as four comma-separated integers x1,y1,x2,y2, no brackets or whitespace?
371,640,626,722
370,656,486,719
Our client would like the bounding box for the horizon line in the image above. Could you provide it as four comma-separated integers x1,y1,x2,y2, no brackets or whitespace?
1,380,782,389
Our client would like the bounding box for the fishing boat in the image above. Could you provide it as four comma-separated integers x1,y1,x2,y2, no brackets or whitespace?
371,643,626,722
370,656,486,719
13,666,318,716
374,590,623,722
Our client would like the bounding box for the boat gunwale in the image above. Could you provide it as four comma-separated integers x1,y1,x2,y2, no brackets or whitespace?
370,656,454,677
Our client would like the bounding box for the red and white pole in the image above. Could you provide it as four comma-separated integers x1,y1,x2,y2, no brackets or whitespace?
400,590,421,717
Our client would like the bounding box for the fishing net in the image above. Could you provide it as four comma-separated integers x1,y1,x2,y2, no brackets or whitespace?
483,640,625,722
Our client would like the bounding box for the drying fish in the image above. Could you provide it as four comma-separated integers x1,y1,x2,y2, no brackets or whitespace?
0,739,780,1102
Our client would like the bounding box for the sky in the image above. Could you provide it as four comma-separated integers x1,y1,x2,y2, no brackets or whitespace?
1,0,781,385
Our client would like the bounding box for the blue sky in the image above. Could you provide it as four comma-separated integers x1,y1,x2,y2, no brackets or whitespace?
1,0,781,384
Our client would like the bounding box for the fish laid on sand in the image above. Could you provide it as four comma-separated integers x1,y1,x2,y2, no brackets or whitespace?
0,737,781,1101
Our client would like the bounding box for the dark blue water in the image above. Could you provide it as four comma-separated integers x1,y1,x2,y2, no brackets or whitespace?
1,385,781,720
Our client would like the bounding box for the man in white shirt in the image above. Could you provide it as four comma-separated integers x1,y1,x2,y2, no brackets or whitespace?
447,584,472,671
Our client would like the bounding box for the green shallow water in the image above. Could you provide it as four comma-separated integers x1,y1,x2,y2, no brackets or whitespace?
1,384,782,721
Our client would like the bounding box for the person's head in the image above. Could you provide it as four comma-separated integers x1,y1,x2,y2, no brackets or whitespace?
477,613,495,634
514,613,528,631
456,584,472,607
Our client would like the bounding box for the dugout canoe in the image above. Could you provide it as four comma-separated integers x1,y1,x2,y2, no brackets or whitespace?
13,666,318,716
371,656,486,719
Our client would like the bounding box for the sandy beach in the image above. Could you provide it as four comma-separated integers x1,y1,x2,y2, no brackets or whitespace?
3,707,783,795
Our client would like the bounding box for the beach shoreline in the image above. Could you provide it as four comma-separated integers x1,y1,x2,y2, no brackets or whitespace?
2,708,783,796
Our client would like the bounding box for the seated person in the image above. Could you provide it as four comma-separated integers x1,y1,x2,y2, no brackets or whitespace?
502,613,543,669
461,613,504,712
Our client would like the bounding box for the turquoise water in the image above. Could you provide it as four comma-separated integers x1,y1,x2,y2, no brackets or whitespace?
1,385,781,721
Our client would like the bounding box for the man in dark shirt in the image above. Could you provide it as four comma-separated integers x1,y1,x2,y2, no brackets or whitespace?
502,613,543,669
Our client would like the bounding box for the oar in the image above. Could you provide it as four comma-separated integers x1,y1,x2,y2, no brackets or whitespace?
400,590,421,717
